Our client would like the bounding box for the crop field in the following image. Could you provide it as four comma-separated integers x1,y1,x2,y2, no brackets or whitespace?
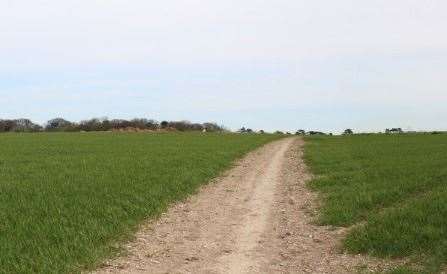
305,134,447,273
0,132,281,273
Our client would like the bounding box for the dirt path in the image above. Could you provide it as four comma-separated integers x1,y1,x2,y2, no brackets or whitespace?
94,138,391,274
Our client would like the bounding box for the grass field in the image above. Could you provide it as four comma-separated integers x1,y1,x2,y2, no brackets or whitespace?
0,132,281,273
304,134,447,273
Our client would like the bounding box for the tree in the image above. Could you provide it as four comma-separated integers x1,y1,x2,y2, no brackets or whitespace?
308,131,326,135
343,128,354,135
203,122,223,132
17,119,42,132
0,120,12,132
78,118,104,131
110,119,130,130
168,121,191,131
386,128,403,134
46,118,74,131
238,127,247,133
101,119,112,131
0,119,41,132
295,129,306,135
190,123,204,131
160,121,169,129
394,128,403,134
0,117,226,133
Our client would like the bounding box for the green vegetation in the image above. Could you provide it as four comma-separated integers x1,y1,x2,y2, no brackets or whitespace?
304,134,447,273
0,132,280,273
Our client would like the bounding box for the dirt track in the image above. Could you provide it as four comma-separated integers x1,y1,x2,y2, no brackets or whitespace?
95,138,391,274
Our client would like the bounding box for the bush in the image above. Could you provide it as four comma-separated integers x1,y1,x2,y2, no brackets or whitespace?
1,117,225,133
0,119,42,132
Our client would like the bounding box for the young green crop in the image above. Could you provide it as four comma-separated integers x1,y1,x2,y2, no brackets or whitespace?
304,134,447,273
0,132,281,273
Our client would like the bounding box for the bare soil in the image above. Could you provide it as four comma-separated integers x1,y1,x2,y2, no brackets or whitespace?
94,138,392,274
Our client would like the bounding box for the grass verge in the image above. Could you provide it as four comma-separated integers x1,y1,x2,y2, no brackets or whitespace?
0,132,281,273
304,134,447,273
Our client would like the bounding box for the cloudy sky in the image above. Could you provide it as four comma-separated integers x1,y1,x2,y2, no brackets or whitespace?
1,0,446,132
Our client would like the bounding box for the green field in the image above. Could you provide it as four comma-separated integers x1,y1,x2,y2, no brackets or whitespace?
305,134,447,273
0,132,280,273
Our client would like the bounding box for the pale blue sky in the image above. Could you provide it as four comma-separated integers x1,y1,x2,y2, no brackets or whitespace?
1,0,446,133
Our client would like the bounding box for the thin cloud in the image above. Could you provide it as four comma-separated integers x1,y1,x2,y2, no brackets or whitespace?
0,0,446,132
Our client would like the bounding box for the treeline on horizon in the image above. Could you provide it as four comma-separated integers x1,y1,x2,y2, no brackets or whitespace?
1,118,444,135
0,118,225,133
